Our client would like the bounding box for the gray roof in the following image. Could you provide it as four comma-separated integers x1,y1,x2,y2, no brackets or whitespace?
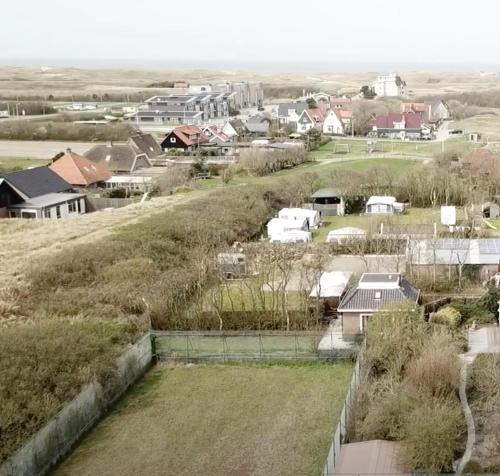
338,275,419,312
278,102,308,118
245,116,270,133
129,134,163,159
1,166,72,198
134,110,203,119
84,145,151,173
311,188,342,199
9,192,86,209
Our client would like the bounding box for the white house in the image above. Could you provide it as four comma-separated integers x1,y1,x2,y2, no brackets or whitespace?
429,100,451,123
323,109,352,135
365,196,405,215
296,109,324,134
7,193,86,219
278,208,320,230
372,73,406,97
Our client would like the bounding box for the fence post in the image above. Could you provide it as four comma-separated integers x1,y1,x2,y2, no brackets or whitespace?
185,335,189,363
222,334,227,363
259,333,263,359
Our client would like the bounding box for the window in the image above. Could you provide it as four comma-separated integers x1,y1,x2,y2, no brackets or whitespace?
375,291,381,299
43,208,51,219
68,201,77,213
170,137,176,143
56,205,61,219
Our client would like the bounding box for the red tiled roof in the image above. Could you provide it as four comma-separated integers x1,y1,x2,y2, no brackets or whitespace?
404,113,422,129
336,109,353,120
170,125,209,146
375,113,421,129
306,108,325,123
401,102,428,114
49,149,112,186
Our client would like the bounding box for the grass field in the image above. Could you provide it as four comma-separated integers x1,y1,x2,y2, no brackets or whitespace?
453,109,500,140
313,207,445,242
55,362,353,476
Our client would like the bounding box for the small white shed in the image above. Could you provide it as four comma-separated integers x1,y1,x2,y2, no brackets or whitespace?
278,208,321,229
365,196,401,214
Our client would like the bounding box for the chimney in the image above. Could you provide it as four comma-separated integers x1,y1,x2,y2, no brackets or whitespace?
107,141,113,148
66,148,72,154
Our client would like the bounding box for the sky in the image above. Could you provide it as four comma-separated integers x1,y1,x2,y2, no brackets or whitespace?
2,0,500,70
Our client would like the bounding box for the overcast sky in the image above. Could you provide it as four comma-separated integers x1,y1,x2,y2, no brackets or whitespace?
2,0,500,69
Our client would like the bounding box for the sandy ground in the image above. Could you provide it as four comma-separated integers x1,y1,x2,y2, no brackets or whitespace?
0,140,108,158
0,190,208,321
3,66,500,99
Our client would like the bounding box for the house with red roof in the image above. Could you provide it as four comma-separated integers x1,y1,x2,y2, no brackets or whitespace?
160,125,209,151
372,113,429,139
323,109,353,135
49,149,112,188
296,108,325,133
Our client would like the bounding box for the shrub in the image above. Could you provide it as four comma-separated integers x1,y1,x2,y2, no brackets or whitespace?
0,318,138,462
404,335,460,398
401,396,466,472
23,184,303,330
431,306,462,328
365,302,428,377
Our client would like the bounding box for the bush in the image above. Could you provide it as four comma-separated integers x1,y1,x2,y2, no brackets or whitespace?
401,396,466,472
450,300,496,326
0,318,138,462
23,184,303,330
431,306,462,328
365,302,427,377
405,335,460,398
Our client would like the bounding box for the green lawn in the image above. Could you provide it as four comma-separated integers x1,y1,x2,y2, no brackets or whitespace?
55,362,353,476
311,136,471,160
313,207,448,242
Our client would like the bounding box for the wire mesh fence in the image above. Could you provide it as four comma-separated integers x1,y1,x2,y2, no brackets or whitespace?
152,330,358,362
323,343,365,476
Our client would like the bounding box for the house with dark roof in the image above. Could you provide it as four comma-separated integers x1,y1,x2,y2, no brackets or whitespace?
222,119,248,139
161,125,209,151
310,188,346,216
128,134,164,160
0,166,86,219
245,115,271,136
337,273,420,335
372,112,429,139
84,144,151,174
277,102,308,125
49,149,112,188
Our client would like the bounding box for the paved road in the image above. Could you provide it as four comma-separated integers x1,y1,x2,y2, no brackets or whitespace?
435,120,453,142
0,140,111,158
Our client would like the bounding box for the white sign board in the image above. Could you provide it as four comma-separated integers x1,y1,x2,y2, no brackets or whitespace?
441,206,456,226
